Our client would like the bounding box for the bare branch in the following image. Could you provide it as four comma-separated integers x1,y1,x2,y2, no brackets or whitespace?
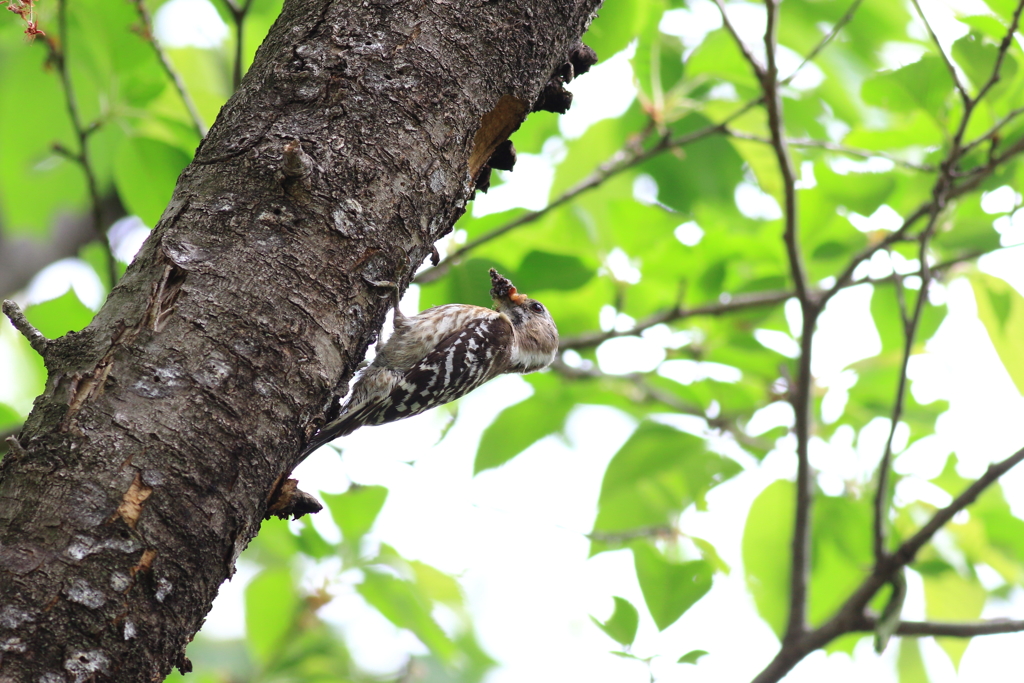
558,247,1000,352
757,0,816,645
873,212,941,563
2,300,49,356
216,0,255,91
727,130,937,171
713,0,765,78
781,0,863,86
971,0,1024,106
856,615,1024,638
909,0,969,103
559,289,793,350
51,0,118,288
130,0,207,138
960,105,1024,157
894,445,1024,567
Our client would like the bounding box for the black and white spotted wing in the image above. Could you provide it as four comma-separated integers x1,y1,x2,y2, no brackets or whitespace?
357,315,513,428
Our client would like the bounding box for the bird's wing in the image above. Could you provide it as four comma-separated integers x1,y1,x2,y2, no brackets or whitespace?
355,314,514,427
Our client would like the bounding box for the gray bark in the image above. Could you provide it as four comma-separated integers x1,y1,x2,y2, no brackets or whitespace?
0,0,600,680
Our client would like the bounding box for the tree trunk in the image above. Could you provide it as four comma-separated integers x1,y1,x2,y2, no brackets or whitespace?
0,0,599,679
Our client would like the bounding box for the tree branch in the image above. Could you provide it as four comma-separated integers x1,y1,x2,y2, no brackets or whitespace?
557,247,1001,352
872,213,940,562
712,0,765,78
726,130,937,171
2,299,49,356
909,0,969,104
130,0,207,138
780,0,862,86
855,616,1024,638
218,0,254,91
50,0,118,288
752,444,1024,683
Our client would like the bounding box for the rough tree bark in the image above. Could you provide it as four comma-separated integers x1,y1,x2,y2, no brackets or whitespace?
0,1,601,680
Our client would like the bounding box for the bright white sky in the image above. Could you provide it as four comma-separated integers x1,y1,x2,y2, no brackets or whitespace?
3,0,1024,681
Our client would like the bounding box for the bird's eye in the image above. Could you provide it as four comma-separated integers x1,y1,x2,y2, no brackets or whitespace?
529,302,544,313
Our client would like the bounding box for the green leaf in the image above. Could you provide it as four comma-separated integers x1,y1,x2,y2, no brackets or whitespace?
952,31,1017,94
410,560,464,608
678,649,708,665
24,290,96,339
874,569,907,653
114,137,191,227
585,0,663,60
897,638,931,683
816,163,895,216
245,567,299,664
475,373,572,474
322,485,388,548
644,113,745,213
742,480,793,637
358,569,457,663
970,272,1024,394
632,542,713,630
295,518,334,559
862,57,954,115
591,422,741,553
0,403,20,431
514,250,594,291
922,570,987,668
590,596,640,646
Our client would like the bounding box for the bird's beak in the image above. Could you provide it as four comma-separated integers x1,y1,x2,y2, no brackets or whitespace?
489,268,527,308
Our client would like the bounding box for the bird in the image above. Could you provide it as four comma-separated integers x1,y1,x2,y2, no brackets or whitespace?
299,268,558,458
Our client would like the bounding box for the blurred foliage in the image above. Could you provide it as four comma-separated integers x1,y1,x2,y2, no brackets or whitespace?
3,0,1024,680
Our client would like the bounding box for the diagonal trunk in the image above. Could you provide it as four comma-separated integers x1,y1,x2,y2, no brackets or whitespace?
0,1,599,679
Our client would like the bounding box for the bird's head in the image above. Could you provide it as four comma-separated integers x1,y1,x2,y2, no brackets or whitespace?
489,268,559,373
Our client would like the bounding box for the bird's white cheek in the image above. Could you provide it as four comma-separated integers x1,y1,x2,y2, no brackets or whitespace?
511,346,556,372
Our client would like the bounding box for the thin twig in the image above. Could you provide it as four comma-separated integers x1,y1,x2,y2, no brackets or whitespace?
712,0,765,78
909,0,969,103
559,289,792,350
2,300,49,356
895,445,1024,567
726,130,937,171
51,0,118,288
856,616,1024,638
219,0,254,91
557,247,1001,352
872,212,940,563
780,0,863,86
960,105,1024,157
971,0,1024,106
130,0,207,138
756,0,816,645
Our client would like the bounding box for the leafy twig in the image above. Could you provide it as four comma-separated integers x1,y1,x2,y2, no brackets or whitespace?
130,0,207,138
415,100,760,285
